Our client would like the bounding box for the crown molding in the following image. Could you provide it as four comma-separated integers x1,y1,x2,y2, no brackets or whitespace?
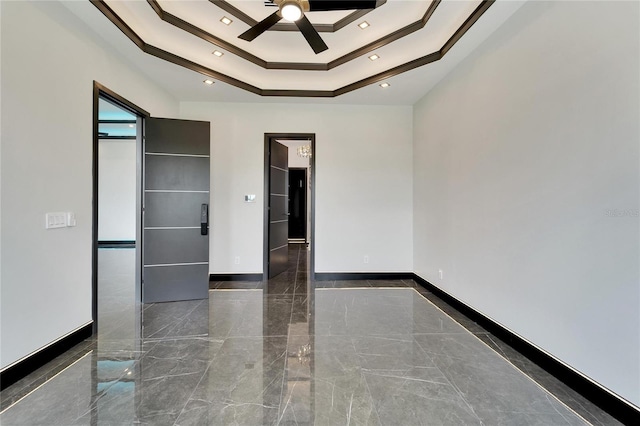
91,0,495,98
146,0,438,71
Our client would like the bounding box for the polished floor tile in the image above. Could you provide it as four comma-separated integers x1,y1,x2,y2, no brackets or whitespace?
0,245,621,425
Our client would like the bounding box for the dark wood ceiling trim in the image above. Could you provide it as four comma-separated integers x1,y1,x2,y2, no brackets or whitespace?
329,20,422,69
91,0,495,99
92,1,262,95
441,0,494,56
335,51,442,96
328,0,441,70
147,0,267,68
146,0,431,71
266,62,328,71
261,89,334,98
421,0,440,25
209,0,382,33
333,7,372,32
209,0,255,27
90,0,144,50
143,45,263,95
147,0,162,16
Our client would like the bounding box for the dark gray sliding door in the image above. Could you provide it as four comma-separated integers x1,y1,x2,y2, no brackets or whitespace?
143,118,210,303
269,141,289,278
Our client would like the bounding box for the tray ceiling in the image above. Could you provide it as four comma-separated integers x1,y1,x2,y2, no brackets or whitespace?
90,0,499,97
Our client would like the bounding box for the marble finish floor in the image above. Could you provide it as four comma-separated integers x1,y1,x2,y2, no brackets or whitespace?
0,245,620,425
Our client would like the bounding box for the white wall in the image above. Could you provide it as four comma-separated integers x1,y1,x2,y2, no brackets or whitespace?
98,139,137,241
0,1,178,369
413,0,639,406
179,102,413,274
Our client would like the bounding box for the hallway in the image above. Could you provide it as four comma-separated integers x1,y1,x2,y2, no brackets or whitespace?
0,245,618,425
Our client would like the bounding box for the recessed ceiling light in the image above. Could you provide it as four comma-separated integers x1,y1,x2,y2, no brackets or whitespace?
220,16,232,25
203,79,214,85
358,21,370,29
368,54,380,61
212,50,224,57
380,82,390,88
128,124,135,128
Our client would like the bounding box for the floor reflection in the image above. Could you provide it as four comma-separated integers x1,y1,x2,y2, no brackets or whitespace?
0,245,609,425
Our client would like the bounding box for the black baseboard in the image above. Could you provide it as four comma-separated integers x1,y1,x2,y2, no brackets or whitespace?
98,240,135,248
209,273,264,285
0,323,93,391
411,274,639,425
315,272,414,281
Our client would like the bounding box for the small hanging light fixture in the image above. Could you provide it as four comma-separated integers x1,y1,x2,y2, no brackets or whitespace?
297,145,312,158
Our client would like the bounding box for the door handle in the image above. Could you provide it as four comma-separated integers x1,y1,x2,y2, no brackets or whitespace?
200,204,209,235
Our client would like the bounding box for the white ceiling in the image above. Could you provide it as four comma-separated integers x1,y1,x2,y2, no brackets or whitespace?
61,0,526,105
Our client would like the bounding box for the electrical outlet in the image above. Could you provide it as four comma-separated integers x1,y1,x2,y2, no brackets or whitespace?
234,256,240,265
364,255,369,264
438,269,443,280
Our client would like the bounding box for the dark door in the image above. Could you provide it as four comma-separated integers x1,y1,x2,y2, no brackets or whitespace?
269,141,289,278
288,169,306,241
143,118,210,303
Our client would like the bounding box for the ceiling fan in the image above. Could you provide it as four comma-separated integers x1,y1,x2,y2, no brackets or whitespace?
238,0,379,54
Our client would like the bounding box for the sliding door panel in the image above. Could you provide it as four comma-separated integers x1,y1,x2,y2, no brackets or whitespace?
144,192,209,228
268,141,289,278
143,118,210,303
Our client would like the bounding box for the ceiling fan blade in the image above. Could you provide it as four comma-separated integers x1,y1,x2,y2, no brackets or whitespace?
308,0,378,11
238,11,282,41
295,14,328,54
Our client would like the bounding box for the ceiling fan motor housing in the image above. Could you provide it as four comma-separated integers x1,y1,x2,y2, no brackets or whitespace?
275,0,310,14
242,0,378,53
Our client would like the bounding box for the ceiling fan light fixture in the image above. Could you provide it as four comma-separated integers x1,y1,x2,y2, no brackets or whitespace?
281,1,303,22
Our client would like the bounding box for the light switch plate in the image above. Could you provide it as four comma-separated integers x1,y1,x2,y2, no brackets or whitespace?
67,212,77,227
245,194,256,203
46,212,67,229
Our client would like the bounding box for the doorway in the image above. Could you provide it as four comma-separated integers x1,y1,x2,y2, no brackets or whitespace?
93,82,212,335
92,82,148,334
263,134,315,280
